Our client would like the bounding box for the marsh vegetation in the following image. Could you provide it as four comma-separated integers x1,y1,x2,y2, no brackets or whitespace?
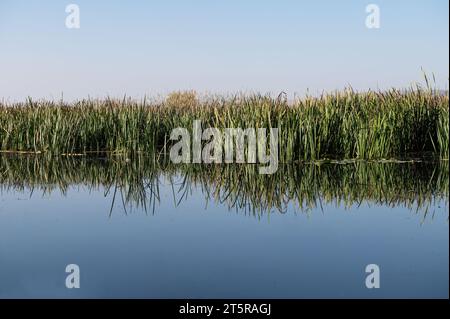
0,87,448,161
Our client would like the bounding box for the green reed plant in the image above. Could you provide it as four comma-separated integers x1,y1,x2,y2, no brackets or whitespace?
0,87,448,160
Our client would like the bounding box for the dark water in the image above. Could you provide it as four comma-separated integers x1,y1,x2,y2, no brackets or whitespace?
0,156,448,298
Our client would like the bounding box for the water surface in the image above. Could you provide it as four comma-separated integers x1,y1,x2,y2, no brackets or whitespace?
0,156,448,298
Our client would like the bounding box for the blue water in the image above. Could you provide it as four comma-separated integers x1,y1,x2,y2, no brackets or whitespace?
0,180,448,298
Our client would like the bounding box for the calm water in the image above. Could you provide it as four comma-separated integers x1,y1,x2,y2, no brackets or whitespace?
0,156,448,298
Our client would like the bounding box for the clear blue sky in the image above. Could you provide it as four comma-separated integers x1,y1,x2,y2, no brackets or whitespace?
0,0,448,101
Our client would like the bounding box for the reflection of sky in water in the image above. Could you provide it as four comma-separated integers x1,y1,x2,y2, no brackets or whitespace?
0,182,448,298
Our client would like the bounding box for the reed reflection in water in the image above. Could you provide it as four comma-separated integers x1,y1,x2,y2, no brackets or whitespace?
0,155,448,219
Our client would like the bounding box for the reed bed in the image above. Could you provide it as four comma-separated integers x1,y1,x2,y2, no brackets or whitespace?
1,154,447,217
0,87,448,160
